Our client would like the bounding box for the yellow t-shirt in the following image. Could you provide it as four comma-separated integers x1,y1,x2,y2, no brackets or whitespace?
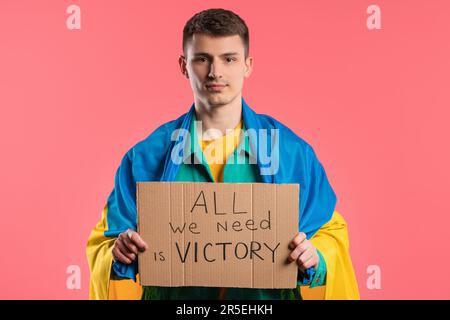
200,119,243,299
200,120,243,182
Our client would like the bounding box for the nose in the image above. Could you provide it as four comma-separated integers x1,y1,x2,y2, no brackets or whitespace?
208,60,223,80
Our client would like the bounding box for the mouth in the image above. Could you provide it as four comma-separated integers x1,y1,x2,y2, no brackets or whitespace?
205,83,227,91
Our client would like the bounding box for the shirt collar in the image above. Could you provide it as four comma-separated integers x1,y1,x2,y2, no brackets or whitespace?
181,110,256,164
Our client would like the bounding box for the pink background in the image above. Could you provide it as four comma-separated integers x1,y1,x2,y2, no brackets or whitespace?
1,0,449,299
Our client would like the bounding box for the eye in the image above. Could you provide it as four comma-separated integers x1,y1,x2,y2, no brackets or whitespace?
226,57,236,63
195,57,208,63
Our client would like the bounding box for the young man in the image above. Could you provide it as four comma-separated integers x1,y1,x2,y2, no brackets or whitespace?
87,8,359,300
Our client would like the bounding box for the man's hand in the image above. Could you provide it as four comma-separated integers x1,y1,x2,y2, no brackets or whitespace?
112,229,148,264
288,232,319,273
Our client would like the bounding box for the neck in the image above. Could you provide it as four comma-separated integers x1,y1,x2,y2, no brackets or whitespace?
194,94,243,138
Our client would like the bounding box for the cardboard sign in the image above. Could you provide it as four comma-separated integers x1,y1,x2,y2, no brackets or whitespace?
137,182,299,289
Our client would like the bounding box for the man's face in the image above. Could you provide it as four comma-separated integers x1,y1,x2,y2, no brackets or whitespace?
180,34,253,107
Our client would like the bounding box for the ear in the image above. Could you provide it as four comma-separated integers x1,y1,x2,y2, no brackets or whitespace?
178,55,189,79
244,56,253,78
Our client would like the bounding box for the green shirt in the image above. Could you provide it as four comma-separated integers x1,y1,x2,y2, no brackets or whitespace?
141,115,326,300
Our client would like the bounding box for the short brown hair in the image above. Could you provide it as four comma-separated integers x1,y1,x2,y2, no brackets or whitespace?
182,8,250,57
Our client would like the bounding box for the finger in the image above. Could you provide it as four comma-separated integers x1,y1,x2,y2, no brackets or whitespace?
112,247,132,264
115,239,137,261
122,237,139,255
302,255,318,270
288,242,309,262
127,230,148,252
298,249,319,271
289,232,306,249
298,254,314,272
297,248,314,267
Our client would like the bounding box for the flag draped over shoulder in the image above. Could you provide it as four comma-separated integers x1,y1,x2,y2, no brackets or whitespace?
86,98,360,299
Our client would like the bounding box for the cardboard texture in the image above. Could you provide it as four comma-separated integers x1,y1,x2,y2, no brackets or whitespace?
137,182,299,289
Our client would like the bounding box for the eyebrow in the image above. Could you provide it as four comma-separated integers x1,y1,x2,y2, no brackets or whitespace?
192,52,239,58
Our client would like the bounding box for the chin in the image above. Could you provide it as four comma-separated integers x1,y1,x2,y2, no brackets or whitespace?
206,95,231,107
